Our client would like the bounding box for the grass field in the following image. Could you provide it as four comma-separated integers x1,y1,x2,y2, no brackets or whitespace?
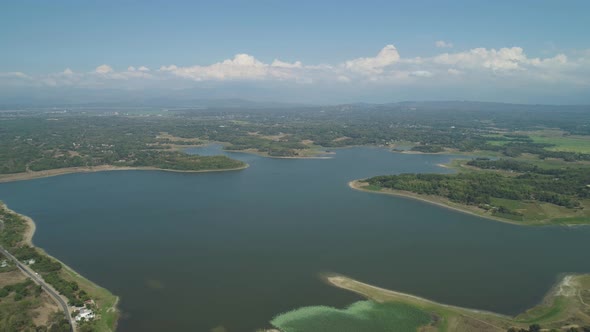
482,130,590,154
529,135,590,153
488,197,590,224
270,301,431,332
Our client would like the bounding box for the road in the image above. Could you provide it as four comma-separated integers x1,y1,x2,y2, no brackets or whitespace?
0,245,76,332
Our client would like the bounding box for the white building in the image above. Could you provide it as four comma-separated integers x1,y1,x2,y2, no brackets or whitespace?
75,308,95,322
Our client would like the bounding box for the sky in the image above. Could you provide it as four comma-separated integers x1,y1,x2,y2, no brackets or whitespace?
1,0,589,104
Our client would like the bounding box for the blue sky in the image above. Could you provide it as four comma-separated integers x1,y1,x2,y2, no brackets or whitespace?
1,1,589,104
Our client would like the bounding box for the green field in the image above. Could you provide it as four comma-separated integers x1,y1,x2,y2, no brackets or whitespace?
482,131,590,155
270,301,431,332
529,135,590,153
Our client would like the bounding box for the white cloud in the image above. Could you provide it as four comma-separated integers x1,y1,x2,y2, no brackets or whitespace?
435,40,453,48
2,44,589,92
0,72,30,79
271,59,303,69
345,45,400,74
95,64,114,74
434,47,528,71
161,54,268,80
160,54,310,81
128,66,151,72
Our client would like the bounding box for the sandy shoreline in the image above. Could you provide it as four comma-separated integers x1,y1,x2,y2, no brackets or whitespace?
2,205,37,247
324,274,511,318
0,164,249,184
348,179,521,226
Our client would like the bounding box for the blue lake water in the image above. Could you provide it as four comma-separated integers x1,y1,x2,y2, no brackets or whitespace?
0,145,588,331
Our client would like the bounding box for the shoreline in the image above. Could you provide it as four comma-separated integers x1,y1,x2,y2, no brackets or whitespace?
1,203,120,331
348,179,523,226
322,272,590,331
324,274,511,318
224,148,334,159
0,163,249,184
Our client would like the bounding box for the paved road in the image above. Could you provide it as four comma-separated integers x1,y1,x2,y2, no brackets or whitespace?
0,246,75,332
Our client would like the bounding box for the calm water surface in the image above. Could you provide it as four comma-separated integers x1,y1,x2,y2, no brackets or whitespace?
0,146,589,331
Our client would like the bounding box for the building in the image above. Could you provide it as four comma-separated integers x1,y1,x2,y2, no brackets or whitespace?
75,308,95,322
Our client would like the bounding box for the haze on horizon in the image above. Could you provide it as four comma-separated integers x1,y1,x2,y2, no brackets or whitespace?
1,0,589,105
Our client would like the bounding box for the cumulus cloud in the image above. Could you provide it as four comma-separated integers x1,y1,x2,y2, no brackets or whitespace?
159,54,315,82
95,64,114,74
435,40,453,48
434,47,530,70
271,59,303,69
161,54,275,81
345,45,400,74
1,44,589,91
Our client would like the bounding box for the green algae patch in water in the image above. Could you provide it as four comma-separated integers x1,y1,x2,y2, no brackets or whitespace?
270,300,432,332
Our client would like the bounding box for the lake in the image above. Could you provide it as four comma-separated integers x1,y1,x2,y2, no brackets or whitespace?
0,145,588,331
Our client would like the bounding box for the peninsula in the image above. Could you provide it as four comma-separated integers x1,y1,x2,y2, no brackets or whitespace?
268,273,590,331
350,156,590,226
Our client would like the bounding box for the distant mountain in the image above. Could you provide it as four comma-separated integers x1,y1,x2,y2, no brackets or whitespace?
1,90,588,111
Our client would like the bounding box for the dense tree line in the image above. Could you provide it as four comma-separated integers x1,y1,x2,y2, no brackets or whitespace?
0,208,27,248
0,205,87,307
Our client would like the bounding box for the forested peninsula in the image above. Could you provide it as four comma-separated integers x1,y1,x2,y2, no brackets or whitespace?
352,158,590,225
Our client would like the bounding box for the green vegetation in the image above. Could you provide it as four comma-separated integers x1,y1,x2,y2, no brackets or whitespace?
410,145,446,153
1,279,39,301
0,273,67,331
0,206,27,247
2,102,590,179
360,158,590,225
0,204,118,331
59,264,119,332
0,115,246,176
529,133,590,154
0,295,44,331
